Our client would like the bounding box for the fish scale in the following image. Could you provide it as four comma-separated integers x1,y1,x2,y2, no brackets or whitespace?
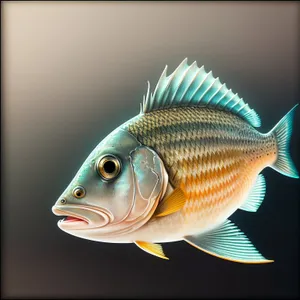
127,107,276,180
125,106,277,234
53,58,298,262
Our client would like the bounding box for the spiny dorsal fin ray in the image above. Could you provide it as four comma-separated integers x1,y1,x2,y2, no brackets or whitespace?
141,58,261,127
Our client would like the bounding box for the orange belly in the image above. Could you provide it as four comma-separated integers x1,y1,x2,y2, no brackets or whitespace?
178,148,276,233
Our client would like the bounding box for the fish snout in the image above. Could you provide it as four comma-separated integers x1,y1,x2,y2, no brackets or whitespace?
52,204,113,230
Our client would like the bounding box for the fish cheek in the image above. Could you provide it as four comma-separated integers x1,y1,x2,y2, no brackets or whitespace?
96,160,135,223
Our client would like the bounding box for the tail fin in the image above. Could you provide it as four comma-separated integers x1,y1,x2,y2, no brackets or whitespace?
269,104,299,178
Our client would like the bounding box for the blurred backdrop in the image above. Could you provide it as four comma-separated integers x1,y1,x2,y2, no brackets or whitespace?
2,1,299,298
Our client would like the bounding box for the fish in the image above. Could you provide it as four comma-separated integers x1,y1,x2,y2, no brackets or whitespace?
52,58,299,263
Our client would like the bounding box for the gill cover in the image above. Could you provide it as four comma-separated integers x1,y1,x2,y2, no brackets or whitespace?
127,145,168,223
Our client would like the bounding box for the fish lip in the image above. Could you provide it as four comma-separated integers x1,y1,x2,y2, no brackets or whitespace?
52,207,89,223
52,207,90,230
52,205,112,230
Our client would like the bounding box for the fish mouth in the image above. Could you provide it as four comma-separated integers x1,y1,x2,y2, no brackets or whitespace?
52,207,89,230
52,206,112,230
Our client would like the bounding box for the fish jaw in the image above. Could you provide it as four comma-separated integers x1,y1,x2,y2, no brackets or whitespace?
52,205,113,231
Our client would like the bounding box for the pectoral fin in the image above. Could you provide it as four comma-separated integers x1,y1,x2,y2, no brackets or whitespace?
184,219,274,264
134,241,169,260
154,187,187,217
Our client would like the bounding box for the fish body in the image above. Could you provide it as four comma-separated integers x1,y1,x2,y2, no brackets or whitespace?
122,107,277,242
52,58,298,263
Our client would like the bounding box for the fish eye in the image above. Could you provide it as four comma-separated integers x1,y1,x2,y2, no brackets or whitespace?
97,155,121,180
60,198,67,204
73,186,86,199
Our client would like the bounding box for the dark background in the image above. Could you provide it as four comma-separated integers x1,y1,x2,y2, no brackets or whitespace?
2,2,299,298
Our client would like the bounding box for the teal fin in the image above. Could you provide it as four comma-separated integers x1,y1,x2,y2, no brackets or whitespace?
141,58,261,127
269,104,299,179
240,174,266,212
184,219,273,264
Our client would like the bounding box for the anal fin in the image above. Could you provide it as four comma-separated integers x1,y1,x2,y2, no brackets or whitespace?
184,219,273,264
240,174,266,213
135,241,169,260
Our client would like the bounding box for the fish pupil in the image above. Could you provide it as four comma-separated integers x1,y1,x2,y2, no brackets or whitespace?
104,161,116,174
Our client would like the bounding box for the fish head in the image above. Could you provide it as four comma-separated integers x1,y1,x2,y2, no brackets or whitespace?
52,127,168,241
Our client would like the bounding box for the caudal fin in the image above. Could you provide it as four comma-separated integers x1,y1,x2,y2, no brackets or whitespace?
269,104,299,178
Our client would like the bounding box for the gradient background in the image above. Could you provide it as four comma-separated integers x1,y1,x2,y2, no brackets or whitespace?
2,1,299,298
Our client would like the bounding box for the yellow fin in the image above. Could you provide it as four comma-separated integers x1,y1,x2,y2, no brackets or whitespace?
154,187,187,217
135,241,169,260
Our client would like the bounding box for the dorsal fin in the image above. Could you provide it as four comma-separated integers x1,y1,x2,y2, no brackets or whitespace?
141,58,261,127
